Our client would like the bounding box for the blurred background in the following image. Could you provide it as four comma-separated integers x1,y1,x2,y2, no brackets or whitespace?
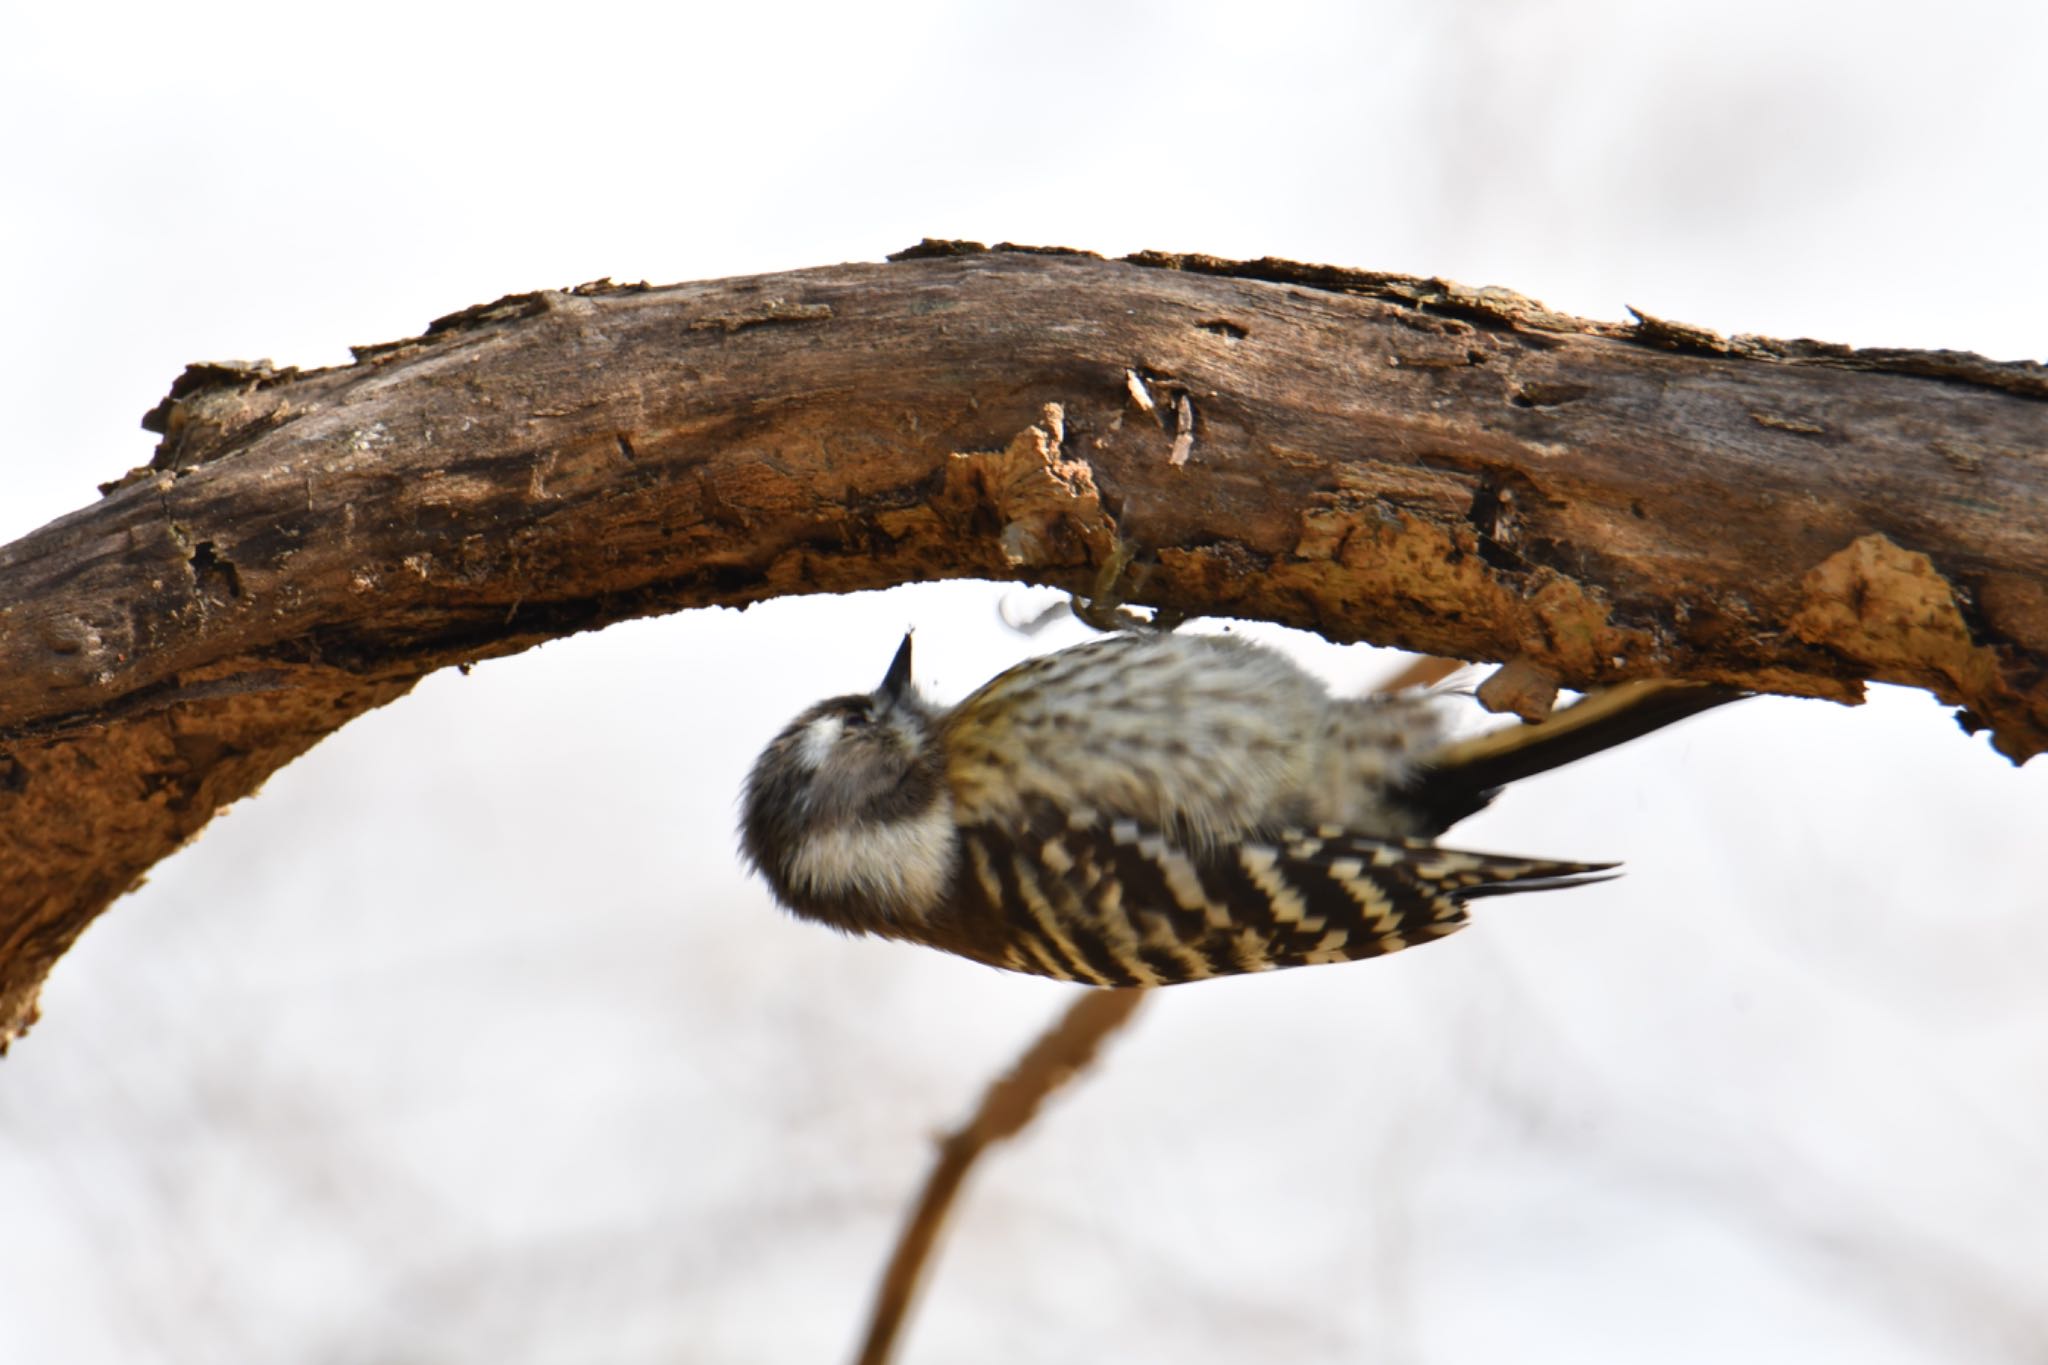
3,3,2045,1361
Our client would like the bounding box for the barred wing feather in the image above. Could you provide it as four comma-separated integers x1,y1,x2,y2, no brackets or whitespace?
951,800,1616,986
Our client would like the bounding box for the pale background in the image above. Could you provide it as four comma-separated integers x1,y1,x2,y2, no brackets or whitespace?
3,3,2046,1362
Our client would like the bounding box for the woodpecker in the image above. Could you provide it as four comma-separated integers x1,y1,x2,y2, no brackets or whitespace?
739,630,1735,987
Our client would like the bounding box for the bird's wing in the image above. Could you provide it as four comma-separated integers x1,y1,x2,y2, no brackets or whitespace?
949,800,1616,986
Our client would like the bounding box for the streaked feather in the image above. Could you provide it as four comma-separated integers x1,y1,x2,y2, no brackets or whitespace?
948,798,1614,985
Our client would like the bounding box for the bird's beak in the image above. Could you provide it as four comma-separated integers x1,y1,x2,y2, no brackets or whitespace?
878,632,915,706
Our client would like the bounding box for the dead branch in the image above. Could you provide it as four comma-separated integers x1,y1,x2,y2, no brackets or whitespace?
2,240,2044,1046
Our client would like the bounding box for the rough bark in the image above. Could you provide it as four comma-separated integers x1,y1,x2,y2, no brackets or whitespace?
2,241,2043,1047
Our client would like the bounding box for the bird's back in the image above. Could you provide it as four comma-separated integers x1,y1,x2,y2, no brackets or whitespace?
939,632,1335,850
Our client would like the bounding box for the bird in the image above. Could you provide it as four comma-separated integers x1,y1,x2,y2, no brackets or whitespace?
739,628,1736,987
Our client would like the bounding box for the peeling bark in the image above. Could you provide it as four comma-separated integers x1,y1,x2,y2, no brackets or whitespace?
2,241,2043,1047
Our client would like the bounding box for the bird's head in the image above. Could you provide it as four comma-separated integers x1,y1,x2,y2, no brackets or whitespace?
738,634,954,932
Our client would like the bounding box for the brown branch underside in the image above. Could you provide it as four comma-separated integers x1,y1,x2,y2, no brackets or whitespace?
2,241,2044,1047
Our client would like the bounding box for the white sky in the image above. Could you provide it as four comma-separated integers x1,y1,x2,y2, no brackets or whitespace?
2,3,2045,1362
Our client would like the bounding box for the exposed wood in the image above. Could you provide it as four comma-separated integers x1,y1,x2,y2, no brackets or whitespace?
2,241,2044,1046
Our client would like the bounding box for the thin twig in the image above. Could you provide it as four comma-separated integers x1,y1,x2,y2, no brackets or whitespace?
852,987,1149,1365
1374,654,1465,694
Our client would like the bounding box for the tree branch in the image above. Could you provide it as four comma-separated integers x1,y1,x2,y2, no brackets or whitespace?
854,987,1147,1365
2,241,2043,1045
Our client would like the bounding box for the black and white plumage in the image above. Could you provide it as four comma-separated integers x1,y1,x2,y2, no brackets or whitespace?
739,630,1734,987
